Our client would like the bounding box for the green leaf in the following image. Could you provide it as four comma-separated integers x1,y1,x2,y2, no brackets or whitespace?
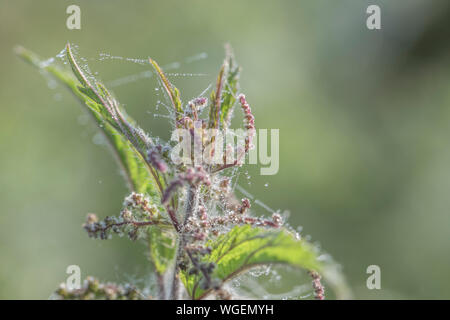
207,45,240,130
180,225,323,299
149,58,183,122
208,64,225,129
148,226,177,274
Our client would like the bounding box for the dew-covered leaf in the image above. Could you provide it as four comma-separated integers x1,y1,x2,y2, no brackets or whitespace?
180,225,323,299
149,58,183,122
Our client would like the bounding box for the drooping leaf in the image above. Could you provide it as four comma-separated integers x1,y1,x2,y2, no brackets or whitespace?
180,225,323,299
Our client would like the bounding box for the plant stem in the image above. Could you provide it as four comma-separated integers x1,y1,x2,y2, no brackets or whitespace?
170,185,199,300
183,185,199,225
157,273,165,299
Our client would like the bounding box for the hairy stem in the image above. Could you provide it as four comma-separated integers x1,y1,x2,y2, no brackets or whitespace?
170,185,199,300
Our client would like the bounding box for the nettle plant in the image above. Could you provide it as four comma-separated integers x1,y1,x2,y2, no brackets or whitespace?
16,44,349,300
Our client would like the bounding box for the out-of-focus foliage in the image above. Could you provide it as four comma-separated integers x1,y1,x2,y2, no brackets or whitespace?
1,0,450,299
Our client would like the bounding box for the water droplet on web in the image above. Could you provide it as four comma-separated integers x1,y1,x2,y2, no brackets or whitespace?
264,183,269,187
40,57,55,68
56,48,66,59
166,72,207,78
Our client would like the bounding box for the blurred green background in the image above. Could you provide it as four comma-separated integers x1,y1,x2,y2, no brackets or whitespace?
1,0,450,299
